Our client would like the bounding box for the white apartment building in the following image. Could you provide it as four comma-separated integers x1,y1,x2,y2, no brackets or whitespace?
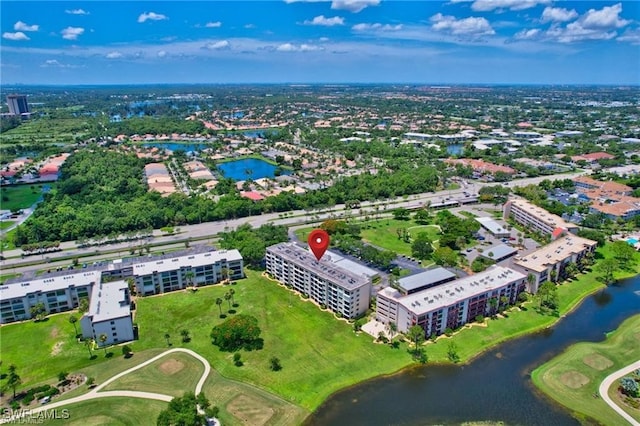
80,281,134,346
266,242,371,319
503,198,578,239
513,234,597,293
376,266,527,337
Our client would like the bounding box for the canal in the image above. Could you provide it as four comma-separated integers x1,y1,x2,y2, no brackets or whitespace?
307,274,640,425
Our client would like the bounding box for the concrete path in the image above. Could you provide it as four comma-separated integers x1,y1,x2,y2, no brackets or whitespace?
1,348,211,424
598,359,640,426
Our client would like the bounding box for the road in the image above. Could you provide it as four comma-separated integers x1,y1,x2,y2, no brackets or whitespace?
0,171,586,271
598,359,640,426
0,348,212,424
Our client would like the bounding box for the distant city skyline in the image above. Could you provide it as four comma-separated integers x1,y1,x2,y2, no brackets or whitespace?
1,1,639,85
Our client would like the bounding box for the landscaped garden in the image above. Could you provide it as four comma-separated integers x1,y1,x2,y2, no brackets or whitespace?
531,314,640,425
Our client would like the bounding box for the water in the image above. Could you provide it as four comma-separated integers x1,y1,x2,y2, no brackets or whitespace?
217,158,290,181
447,143,464,155
307,275,640,426
141,142,209,153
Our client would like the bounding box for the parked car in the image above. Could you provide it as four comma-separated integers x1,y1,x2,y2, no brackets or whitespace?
40,396,51,404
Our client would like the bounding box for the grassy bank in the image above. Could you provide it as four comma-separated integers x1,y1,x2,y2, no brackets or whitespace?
531,314,640,425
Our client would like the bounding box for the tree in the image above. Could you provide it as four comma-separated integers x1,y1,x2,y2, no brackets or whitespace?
229,288,236,306
270,357,282,371
69,315,78,336
220,267,229,283
215,298,223,317
184,270,195,288
224,292,232,311
432,247,458,267
233,352,243,367
99,333,109,355
210,315,263,352
180,329,191,343
596,258,618,285
122,345,133,358
414,209,430,224
392,207,410,221
84,338,94,358
157,392,206,426
29,302,47,321
527,273,536,291
447,341,460,363
411,232,433,260
78,297,89,314
564,263,579,280
549,269,557,283
57,371,69,384
407,325,425,348
611,241,636,266
5,365,21,399
537,281,558,310
488,297,498,314
164,333,171,347
620,376,639,397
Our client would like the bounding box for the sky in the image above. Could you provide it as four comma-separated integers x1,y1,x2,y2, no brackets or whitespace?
1,1,639,85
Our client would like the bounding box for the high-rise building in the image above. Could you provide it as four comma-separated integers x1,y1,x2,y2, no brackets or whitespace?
6,94,29,116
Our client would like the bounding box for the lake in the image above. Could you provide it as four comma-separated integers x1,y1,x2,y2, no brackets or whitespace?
217,158,290,181
142,142,210,153
307,274,640,425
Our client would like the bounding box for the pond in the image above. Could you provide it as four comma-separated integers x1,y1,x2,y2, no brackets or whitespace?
447,143,464,155
307,274,640,426
141,143,210,153
217,158,291,181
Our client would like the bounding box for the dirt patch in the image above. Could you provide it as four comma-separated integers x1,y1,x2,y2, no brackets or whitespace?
158,358,184,375
51,341,64,356
226,394,275,426
583,353,613,371
49,327,60,339
560,371,590,389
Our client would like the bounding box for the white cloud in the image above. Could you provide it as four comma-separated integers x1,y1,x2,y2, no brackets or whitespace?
331,0,379,13
14,21,39,32
452,0,551,12
157,50,167,57
352,23,403,31
106,51,123,59
3,32,29,41
430,13,495,36
541,7,578,23
204,40,230,50
276,43,297,52
244,24,256,29
65,9,89,15
40,59,81,68
276,42,323,52
580,3,629,30
514,28,541,40
138,12,168,23
617,28,640,45
205,21,222,28
61,27,85,40
303,15,344,26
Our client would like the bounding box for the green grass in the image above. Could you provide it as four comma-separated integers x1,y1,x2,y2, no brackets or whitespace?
0,221,15,230
41,397,167,425
0,184,46,211
0,273,20,284
102,352,204,397
531,314,640,425
1,227,17,250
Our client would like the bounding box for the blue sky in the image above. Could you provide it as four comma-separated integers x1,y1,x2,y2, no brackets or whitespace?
1,1,639,85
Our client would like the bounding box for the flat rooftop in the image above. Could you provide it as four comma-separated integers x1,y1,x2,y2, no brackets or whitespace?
88,280,130,322
132,249,242,276
325,251,379,279
398,268,456,293
514,234,597,272
507,198,577,230
0,270,100,300
267,243,370,290
475,216,509,235
381,266,526,315
481,243,518,261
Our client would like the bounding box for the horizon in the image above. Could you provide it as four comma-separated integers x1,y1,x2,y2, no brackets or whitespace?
1,1,639,85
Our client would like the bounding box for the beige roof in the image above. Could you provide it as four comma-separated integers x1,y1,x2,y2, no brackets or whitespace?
514,234,597,272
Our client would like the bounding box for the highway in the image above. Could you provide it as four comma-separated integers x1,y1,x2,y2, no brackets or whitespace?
0,171,586,274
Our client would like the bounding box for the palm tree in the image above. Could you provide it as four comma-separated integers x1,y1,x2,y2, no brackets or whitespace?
6,364,21,399
69,315,78,336
229,288,236,306
85,339,94,358
215,298,223,316
224,292,232,311
164,333,171,346
184,271,195,288
220,267,229,284
527,273,536,291
98,333,108,355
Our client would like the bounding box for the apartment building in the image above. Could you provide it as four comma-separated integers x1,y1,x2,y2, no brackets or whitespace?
376,266,526,337
0,246,243,325
80,281,134,346
513,234,597,293
266,242,371,319
503,198,578,239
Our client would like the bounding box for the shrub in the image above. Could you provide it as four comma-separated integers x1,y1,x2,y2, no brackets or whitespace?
210,315,263,352
475,315,484,323
445,328,454,337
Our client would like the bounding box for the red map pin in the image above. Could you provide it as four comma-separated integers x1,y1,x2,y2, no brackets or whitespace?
308,229,330,261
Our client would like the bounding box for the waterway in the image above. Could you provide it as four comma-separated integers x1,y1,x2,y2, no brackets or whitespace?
141,142,210,153
307,275,640,426
217,158,291,181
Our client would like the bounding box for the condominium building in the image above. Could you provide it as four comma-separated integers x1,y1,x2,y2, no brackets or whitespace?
0,246,243,325
6,94,29,116
513,234,597,293
503,198,578,239
265,242,371,319
376,266,526,337
80,281,134,346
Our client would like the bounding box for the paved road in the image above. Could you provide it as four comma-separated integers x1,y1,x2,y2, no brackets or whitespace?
0,348,212,424
1,171,586,269
598,359,640,426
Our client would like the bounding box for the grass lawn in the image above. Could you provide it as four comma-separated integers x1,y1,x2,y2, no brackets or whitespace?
41,397,167,425
1,227,17,250
102,352,205,397
0,184,46,211
0,221,15,230
531,314,640,425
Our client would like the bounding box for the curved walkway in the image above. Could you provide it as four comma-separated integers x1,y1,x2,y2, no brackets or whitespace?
1,348,211,424
598,359,640,426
